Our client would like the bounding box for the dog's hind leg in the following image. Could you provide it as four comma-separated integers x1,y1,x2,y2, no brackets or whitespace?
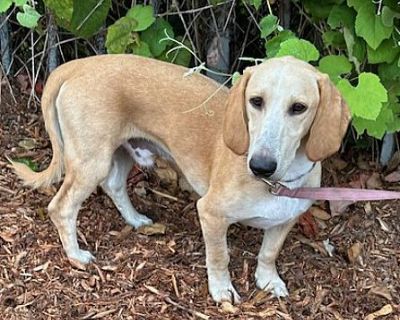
48,155,112,263
101,147,153,228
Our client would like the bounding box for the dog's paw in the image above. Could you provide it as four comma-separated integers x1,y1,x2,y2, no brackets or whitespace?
68,249,95,264
209,281,241,304
126,213,153,229
255,265,289,297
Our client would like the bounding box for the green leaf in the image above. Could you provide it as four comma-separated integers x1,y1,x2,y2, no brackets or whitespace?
367,39,400,64
231,71,241,85
303,0,341,20
265,30,295,57
250,0,262,10
43,0,73,29
16,4,41,28
378,59,400,81
70,0,111,38
337,73,388,120
126,5,155,32
260,15,278,38
381,6,400,27
343,26,366,72
276,38,320,62
131,41,153,57
141,18,174,57
13,0,27,6
354,2,393,49
105,16,137,54
328,4,355,29
347,0,364,11
318,55,352,83
322,30,346,48
0,0,12,13
161,36,191,67
352,107,393,138
13,158,38,172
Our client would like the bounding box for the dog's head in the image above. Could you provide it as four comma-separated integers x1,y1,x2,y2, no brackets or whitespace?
223,56,351,181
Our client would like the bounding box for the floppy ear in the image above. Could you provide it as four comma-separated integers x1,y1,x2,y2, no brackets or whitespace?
223,69,252,155
306,74,351,162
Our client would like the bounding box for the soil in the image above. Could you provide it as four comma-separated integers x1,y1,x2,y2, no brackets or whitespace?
1,80,399,319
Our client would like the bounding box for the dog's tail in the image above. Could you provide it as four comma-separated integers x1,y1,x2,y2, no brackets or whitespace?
11,69,67,189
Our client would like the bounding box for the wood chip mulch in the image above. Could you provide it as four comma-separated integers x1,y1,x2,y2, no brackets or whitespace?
1,82,399,319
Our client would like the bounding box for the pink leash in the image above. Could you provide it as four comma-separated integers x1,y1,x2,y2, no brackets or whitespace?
263,180,400,201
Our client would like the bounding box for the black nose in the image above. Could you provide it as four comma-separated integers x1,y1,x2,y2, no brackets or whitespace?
249,154,277,178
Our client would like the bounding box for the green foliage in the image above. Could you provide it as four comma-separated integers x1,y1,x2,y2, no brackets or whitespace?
265,30,296,57
260,15,278,38
16,4,41,28
276,38,320,62
1,0,41,28
104,5,190,67
126,5,155,32
318,55,352,83
285,0,400,139
70,0,111,38
13,158,38,172
43,0,73,29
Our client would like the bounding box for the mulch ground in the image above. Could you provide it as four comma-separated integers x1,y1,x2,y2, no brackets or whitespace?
1,79,399,320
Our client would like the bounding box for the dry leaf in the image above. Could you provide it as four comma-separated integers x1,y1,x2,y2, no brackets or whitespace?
68,258,87,271
376,217,390,232
323,239,335,257
384,171,400,182
138,223,166,236
368,286,392,301
330,157,348,170
310,206,331,221
386,150,400,172
364,304,393,320
220,301,239,314
366,173,382,189
329,200,354,216
347,242,362,264
0,230,16,242
18,138,36,150
299,210,319,238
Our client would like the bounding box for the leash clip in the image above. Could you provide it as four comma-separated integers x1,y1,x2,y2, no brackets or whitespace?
261,179,285,195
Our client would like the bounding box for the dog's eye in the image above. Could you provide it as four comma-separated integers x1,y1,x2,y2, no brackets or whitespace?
290,103,307,115
249,97,264,109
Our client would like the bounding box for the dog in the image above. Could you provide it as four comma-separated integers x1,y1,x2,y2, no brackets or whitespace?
12,54,350,303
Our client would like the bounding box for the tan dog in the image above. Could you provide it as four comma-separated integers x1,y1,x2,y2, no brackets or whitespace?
12,55,350,303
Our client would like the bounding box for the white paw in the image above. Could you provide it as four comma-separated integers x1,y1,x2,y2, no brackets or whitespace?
68,249,95,264
209,279,241,304
255,265,289,297
126,214,153,229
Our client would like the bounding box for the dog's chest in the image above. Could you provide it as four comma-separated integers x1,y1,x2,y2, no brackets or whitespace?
224,187,313,230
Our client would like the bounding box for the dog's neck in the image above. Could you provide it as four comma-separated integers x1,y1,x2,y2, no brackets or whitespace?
281,147,317,187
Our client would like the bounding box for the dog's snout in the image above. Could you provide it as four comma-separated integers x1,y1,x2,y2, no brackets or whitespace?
249,154,277,178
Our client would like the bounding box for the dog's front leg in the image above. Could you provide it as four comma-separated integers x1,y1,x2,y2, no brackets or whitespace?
197,198,240,304
255,220,297,297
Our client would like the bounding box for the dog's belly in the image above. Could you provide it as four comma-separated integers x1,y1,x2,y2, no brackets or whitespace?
229,194,313,230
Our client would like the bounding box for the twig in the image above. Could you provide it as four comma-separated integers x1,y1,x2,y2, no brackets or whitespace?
147,188,181,202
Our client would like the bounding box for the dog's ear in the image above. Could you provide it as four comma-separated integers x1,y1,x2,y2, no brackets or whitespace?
306,74,351,162
223,69,252,155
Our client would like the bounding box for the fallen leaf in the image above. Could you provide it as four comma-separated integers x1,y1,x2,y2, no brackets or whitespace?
18,138,36,150
364,304,393,320
68,258,87,271
220,301,239,314
384,171,400,182
310,206,331,221
299,210,319,238
368,286,392,301
364,202,372,214
386,150,400,172
329,200,355,216
0,229,17,242
330,157,348,170
138,223,166,236
117,225,133,239
366,173,382,189
323,239,335,257
347,242,362,264
376,217,390,232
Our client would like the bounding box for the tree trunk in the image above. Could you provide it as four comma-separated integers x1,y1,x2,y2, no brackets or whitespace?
0,13,12,74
